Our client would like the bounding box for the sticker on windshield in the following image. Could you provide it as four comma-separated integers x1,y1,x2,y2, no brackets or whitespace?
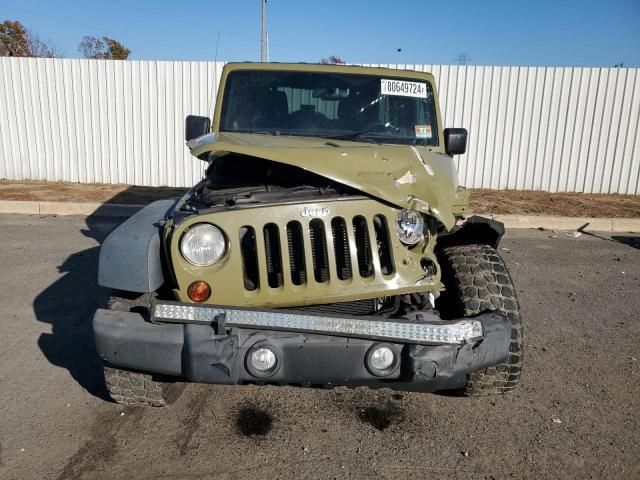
381,79,427,98
415,125,432,139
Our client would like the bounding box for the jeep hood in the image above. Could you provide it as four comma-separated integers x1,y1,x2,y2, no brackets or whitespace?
189,132,464,229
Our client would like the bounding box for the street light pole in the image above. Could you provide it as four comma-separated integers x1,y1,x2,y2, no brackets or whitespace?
260,0,267,62
266,30,270,62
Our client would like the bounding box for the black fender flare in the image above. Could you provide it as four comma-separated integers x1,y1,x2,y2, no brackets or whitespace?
98,199,176,293
436,215,505,251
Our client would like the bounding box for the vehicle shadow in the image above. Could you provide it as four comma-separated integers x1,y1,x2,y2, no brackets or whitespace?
578,229,640,250
32,188,182,401
611,235,640,250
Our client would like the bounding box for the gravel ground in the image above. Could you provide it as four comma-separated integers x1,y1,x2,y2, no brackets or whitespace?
0,214,638,480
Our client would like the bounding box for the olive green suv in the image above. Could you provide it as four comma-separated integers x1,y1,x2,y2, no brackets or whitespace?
94,63,523,406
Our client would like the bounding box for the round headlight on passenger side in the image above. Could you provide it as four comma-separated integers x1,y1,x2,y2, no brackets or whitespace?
180,223,226,266
395,209,425,245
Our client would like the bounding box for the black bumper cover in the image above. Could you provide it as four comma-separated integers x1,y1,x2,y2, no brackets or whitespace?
93,308,511,392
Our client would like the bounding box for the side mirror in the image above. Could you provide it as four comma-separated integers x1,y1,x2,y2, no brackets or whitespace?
444,128,467,156
185,115,211,141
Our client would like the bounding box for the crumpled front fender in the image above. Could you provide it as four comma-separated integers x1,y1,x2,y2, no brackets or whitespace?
98,199,176,293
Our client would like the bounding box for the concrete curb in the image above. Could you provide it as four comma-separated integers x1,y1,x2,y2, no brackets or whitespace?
474,213,640,233
0,200,143,217
0,199,638,232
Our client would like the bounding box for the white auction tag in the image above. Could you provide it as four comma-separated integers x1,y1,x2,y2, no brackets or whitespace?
381,79,427,98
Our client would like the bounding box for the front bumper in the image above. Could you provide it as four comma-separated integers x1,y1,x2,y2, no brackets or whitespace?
93,302,511,392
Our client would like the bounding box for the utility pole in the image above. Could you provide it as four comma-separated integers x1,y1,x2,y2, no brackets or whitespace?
266,30,270,62
455,53,471,65
260,0,267,62
214,31,221,63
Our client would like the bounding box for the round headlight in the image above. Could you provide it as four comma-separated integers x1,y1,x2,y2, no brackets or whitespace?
180,223,226,266
396,209,424,245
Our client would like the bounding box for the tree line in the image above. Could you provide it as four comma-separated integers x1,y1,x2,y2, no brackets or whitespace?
0,20,131,59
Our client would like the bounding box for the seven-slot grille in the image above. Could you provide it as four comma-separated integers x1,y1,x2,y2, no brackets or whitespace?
239,214,395,291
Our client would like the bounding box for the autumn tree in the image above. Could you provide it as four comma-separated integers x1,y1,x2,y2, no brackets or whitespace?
0,20,59,57
320,55,345,65
26,30,57,57
78,36,131,60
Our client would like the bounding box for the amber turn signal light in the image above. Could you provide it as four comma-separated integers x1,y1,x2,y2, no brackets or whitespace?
187,280,211,302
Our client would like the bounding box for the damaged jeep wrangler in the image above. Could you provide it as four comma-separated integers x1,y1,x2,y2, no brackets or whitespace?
94,63,523,406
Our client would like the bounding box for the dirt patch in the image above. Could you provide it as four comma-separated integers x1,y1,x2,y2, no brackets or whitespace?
0,180,187,204
470,189,640,218
0,180,638,218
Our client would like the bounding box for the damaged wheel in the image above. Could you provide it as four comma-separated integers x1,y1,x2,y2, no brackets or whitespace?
437,244,523,395
102,291,186,407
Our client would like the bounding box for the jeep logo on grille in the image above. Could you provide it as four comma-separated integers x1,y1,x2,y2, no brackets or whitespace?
300,206,330,218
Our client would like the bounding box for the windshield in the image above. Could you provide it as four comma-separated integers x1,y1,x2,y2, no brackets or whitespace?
220,70,439,146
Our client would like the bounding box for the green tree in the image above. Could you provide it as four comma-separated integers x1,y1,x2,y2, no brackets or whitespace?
0,20,58,57
78,36,131,60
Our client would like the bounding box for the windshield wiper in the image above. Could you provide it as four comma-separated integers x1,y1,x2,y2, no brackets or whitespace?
324,131,381,144
227,129,280,135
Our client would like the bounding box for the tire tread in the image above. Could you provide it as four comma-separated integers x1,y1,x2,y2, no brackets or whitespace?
438,244,523,396
102,291,185,407
104,366,185,407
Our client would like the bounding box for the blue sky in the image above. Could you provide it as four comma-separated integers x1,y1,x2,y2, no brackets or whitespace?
2,0,639,66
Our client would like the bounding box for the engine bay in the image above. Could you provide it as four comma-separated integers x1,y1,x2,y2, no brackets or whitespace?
186,153,362,209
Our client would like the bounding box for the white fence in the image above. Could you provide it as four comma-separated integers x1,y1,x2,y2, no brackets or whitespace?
1,57,638,194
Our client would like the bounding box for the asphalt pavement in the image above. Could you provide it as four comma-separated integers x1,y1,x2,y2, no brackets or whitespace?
0,214,638,480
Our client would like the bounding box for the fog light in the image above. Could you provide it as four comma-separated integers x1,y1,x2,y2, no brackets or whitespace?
366,344,398,376
187,280,211,302
249,347,277,373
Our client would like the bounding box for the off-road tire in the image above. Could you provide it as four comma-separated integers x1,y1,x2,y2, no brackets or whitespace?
103,366,185,407
437,244,523,395
102,291,186,407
